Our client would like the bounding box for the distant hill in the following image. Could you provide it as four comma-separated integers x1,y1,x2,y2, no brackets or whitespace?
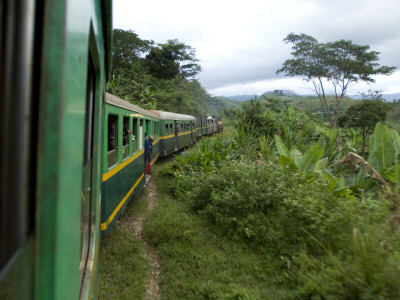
221,90,400,102
347,93,400,102
222,90,298,101
222,94,257,101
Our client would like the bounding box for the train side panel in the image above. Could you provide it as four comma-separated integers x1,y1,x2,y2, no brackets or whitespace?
101,96,159,237
0,0,111,299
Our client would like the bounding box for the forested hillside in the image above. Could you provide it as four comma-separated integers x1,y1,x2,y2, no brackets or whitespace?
106,29,239,116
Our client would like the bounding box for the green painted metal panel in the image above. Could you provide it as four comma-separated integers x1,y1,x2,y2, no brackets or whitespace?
101,100,160,237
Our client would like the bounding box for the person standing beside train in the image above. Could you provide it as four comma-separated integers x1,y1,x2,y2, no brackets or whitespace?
144,135,154,184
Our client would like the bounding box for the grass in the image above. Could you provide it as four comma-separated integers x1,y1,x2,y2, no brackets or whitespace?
143,166,294,300
99,156,296,299
99,186,150,299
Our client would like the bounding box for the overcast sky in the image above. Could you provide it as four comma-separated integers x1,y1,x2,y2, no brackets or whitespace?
113,0,400,96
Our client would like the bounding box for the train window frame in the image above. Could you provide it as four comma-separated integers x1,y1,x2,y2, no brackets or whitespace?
122,116,129,160
139,119,143,150
107,114,118,168
80,51,96,287
132,118,138,154
0,0,39,272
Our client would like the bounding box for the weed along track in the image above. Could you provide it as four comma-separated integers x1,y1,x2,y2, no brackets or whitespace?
133,178,161,300
99,170,163,299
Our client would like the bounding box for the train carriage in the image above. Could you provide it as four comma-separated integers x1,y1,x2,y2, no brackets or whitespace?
0,0,112,299
196,116,207,136
101,93,160,237
149,111,196,157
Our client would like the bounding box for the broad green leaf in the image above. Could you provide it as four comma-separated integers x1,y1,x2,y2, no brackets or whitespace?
367,122,395,171
356,168,367,185
279,155,296,170
297,145,324,174
274,135,290,157
368,133,378,169
290,148,302,165
391,129,400,162
384,164,400,183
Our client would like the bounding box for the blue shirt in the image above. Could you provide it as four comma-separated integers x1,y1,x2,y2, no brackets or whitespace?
145,138,153,161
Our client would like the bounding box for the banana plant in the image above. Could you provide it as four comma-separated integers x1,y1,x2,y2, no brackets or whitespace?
340,123,400,193
368,122,400,184
275,135,324,174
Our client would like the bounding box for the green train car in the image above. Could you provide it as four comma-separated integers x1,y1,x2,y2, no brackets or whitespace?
100,94,160,237
149,110,196,156
0,0,112,299
100,95,224,239
195,115,208,137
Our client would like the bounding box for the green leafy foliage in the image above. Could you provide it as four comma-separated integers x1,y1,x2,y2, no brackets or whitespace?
339,99,392,154
164,119,400,298
107,29,234,116
233,97,279,138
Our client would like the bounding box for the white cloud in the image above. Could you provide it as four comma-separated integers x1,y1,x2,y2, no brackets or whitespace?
114,0,400,96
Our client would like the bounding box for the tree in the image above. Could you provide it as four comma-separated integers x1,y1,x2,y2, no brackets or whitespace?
339,95,392,156
144,39,201,80
234,97,279,138
277,33,396,128
112,29,153,70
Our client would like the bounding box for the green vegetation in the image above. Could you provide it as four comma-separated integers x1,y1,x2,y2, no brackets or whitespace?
160,100,400,298
99,193,150,299
107,29,239,116
339,99,392,155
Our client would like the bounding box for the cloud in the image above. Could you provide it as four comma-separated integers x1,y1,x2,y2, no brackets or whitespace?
114,0,400,96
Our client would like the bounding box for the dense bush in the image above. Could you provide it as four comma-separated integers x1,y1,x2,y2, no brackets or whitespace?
165,129,400,298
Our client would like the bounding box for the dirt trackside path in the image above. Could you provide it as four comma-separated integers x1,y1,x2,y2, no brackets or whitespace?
132,177,161,300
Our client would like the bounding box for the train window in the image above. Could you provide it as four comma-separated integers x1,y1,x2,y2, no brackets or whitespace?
122,117,130,146
122,117,129,159
107,115,118,168
139,119,143,150
170,123,173,134
132,118,137,153
1,0,38,271
165,124,169,135
145,119,151,141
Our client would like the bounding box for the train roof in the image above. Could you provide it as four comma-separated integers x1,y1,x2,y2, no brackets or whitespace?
147,110,196,121
106,93,159,119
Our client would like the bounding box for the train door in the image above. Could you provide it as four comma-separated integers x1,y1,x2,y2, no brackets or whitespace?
174,120,178,151
190,121,194,142
80,55,95,289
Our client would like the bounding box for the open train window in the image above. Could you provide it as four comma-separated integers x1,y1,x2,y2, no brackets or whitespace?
139,119,143,150
122,117,129,159
107,115,118,168
132,118,137,153
165,124,169,135
1,0,38,272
